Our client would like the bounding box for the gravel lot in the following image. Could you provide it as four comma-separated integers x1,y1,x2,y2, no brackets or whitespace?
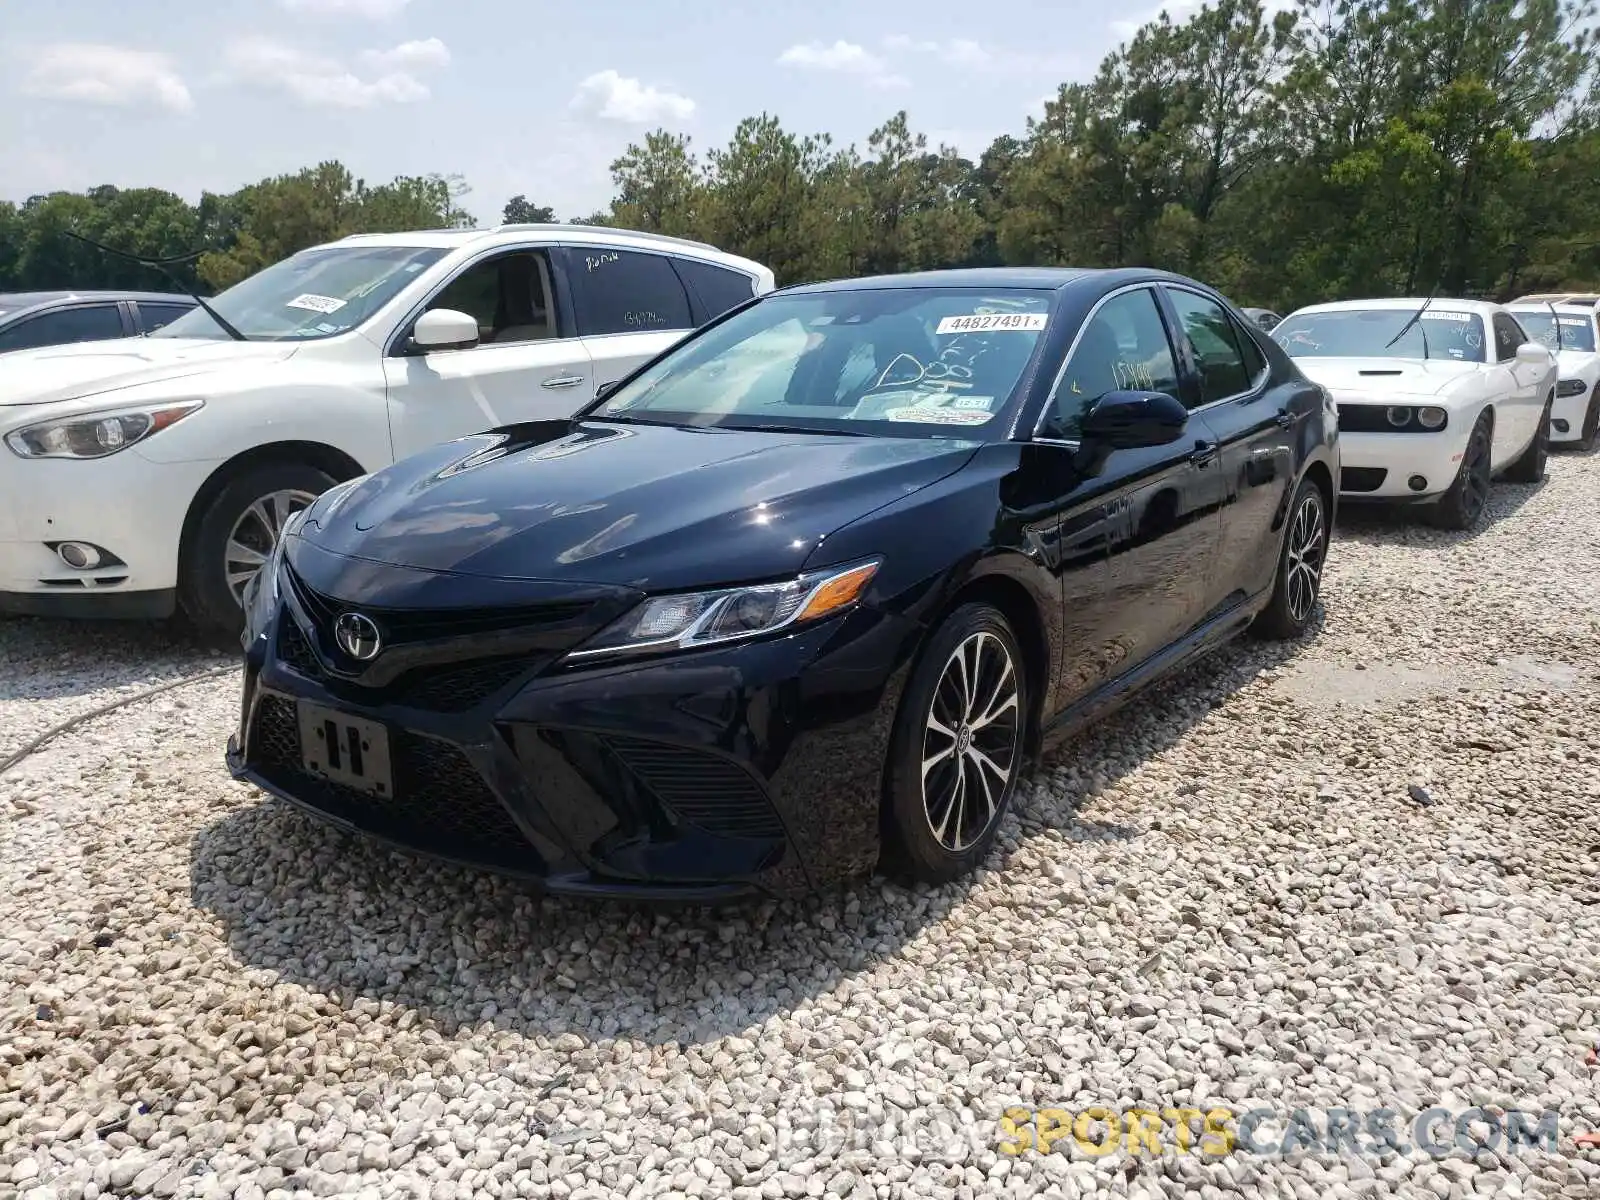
2,456,1598,1200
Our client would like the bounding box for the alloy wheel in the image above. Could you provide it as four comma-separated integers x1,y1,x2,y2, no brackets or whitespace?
1284,490,1326,625
921,631,1021,853
225,489,317,607
1461,427,1491,522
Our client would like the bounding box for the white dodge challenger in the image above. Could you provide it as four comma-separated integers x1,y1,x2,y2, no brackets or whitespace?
1504,301,1600,451
1271,298,1558,529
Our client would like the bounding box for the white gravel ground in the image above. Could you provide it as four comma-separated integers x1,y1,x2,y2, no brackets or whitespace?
2,455,1598,1200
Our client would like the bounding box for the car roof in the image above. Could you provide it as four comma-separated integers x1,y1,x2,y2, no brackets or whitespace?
1286,297,1496,317
324,223,771,276
1506,301,1596,317
0,289,195,307
776,266,1202,296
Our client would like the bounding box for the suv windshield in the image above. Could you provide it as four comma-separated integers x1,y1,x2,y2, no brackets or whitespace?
1510,311,1597,353
591,287,1054,437
153,245,448,342
1273,308,1487,363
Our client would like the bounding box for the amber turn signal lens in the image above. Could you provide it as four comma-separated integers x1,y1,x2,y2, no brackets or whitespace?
797,562,879,622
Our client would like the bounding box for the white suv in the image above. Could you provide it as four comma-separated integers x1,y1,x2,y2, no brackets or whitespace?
0,224,774,633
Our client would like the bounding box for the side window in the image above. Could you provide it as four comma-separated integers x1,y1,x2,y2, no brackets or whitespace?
0,304,125,351
425,251,557,346
671,258,756,324
137,302,194,333
1167,289,1252,404
563,248,692,337
1491,313,1523,361
1049,288,1180,438
1236,319,1267,382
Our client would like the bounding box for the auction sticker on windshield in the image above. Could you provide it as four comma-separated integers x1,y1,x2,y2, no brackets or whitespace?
1424,311,1473,322
885,405,994,425
286,294,348,314
936,313,1048,334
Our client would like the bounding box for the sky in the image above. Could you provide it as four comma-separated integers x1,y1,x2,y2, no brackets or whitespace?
0,0,1196,226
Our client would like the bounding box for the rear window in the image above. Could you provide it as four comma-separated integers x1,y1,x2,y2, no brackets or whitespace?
673,258,757,323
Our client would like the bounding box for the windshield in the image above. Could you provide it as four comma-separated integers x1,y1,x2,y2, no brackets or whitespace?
153,245,448,342
591,287,1055,438
1509,311,1597,353
1273,308,1487,363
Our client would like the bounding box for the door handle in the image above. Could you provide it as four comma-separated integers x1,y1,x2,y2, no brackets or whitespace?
1275,409,1296,430
541,375,586,390
1189,440,1219,468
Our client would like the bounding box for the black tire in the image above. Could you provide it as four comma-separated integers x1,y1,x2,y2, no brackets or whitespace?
881,603,1027,886
1251,475,1329,640
178,461,336,640
1503,395,1551,483
1427,413,1493,531
1577,388,1600,453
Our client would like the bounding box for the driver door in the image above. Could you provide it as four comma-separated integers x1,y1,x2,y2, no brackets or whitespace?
1038,286,1224,708
1490,311,1543,461
382,247,595,460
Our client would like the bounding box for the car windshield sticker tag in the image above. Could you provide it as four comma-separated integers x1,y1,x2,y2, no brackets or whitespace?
951,396,992,410
1558,317,1587,326
936,313,1047,334
1425,311,1472,322
884,405,994,425
287,293,347,314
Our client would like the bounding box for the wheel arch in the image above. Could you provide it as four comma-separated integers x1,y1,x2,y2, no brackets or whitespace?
933,569,1052,761
176,441,368,576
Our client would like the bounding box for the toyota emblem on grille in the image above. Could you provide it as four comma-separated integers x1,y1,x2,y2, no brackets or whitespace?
333,612,383,661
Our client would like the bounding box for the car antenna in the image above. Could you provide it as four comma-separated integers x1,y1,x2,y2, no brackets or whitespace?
62,229,248,342
1383,288,1436,359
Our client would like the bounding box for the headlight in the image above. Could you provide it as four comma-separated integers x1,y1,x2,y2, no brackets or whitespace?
1385,406,1413,428
1416,406,1448,430
1556,379,1587,397
4,400,204,460
570,559,881,661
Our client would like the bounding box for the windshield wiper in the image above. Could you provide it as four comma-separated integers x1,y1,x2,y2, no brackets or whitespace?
1384,289,1436,358
1546,299,1566,350
63,230,248,342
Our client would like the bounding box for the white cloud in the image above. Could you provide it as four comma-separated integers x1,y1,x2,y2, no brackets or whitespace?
1110,0,1296,38
277,0,413,17
223,37,441,108
883,36,991,68
568,70,695,124
359,38,451,71
881,35,1079,78
777,40,909,89
20,43,193,113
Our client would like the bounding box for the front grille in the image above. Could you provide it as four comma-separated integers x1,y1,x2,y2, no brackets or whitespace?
1341,466,1388,493
248,695,533,865
391,658,534,712
603,736,785,840
276,619,322,679
285,564,595,645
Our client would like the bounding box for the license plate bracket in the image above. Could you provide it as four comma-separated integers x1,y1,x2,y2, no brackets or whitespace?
296,701,394,797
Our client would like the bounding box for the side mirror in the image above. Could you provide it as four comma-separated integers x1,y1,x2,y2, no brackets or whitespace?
1079,390,1189,449
411,308,480,352
1515,341,1551,365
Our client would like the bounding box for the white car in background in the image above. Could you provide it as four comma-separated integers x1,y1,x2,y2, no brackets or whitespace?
1504,301,1600,451
1272,298,1557,530
0,224,774,634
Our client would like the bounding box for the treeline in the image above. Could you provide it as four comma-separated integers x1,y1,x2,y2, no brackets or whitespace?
2,0,1597,310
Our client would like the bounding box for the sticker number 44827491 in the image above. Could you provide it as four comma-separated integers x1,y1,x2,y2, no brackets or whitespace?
936,313,1047,334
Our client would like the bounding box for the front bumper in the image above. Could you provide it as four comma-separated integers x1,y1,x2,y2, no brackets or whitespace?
1334,427,1469,500
0,448,213,618
1550,382,1596,444
228,593,918,900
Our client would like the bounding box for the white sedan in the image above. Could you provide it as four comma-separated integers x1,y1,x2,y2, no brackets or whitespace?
1504,301,1600,451
0,224,773,634
1271,298,1558,529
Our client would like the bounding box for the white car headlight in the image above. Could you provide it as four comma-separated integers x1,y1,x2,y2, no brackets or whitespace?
4,400,205,460
570,560,881,661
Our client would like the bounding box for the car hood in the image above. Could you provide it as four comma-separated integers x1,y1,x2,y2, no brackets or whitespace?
297,419,981,591
0,337,298,408
1290,356,1482,398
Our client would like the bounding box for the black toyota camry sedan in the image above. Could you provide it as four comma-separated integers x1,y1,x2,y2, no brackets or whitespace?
228,267,1338,899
